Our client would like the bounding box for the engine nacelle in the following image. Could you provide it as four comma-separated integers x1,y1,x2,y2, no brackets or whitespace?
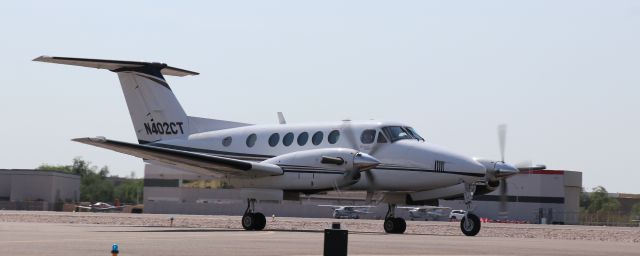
474,180,500,196
261,148,379,189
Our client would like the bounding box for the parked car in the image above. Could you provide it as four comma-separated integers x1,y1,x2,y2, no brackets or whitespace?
449,210,466,220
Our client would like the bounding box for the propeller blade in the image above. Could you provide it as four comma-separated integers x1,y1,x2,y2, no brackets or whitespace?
368,142,382,156
364,170,376,204
341,120,358,150
498,124,507,162
499,178,508,217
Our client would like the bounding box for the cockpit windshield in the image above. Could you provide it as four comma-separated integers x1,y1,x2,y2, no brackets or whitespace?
406,127,425,141
381,126,425,142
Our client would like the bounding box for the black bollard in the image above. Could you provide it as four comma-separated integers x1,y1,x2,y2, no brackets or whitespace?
324,222,348,256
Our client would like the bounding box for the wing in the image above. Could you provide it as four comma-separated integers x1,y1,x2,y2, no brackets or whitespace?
73,137,283,177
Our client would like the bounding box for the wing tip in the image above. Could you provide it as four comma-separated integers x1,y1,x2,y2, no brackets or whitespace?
33,55,51,62
72,136,107,143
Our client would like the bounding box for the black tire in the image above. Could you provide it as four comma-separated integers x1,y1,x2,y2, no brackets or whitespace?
394,218,406,234
383,218,396,233
460,213,481,236
242,213,254,230
253,212,266,231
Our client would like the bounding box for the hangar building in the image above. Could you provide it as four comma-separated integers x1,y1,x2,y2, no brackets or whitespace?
143,164,581,224
441,170,582,224
0,169,80,211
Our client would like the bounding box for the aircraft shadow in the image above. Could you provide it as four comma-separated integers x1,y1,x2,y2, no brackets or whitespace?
95,227,459,236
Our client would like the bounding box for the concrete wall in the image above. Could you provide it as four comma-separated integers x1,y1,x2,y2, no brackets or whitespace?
0,173,11,200
0,169,80,210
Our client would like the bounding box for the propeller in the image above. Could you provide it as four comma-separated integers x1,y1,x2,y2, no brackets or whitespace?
340,120,378,203
476,125,547,218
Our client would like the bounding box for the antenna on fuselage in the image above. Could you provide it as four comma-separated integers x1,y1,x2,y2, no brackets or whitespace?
277,112,286,124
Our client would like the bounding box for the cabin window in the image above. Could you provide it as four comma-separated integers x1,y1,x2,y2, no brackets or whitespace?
268,133,280,147
283,132,294,146
328,130,340,144
222,136,232,147
312,131,324,145
246,134,257,147
377,132,387,143
297,132,309,146
360,129,376,144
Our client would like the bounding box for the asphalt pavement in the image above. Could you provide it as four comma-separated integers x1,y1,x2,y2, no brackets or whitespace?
1,221,638,256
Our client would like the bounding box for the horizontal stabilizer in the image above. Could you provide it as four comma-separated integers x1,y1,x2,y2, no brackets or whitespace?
33,56,199,77
73,137,283,177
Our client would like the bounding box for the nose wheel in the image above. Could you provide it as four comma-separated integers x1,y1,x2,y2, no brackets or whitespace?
460,183,481,236
460,213,480,236
241,199,266,231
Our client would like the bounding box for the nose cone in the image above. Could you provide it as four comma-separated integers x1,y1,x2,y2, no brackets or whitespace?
353,152,380,171
494,162,519,178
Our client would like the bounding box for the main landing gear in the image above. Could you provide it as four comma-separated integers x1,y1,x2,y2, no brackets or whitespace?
383,204,406,234
460,183,481,236
242,199,266,231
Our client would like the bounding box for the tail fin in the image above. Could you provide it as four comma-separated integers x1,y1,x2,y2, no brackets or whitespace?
34,56,198,143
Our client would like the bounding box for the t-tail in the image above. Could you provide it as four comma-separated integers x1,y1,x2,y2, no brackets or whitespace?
34,56,249,143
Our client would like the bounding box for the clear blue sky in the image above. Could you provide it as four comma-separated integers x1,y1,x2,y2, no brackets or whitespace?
1,1,638,193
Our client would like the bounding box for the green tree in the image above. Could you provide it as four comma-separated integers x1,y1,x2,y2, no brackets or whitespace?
630,203,640,220
586,186,620,214
38,158,115,203
114,179,143,204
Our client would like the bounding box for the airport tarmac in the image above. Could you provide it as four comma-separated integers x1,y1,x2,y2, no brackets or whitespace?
1,211,639,255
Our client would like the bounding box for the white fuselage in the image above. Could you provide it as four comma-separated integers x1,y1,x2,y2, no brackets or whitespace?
151,120,487,193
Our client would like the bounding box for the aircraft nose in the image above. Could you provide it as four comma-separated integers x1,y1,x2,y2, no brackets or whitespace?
353,152,380,171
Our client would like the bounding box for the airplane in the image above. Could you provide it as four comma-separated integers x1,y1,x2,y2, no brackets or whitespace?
397,206,450,221
34,56,544,236
318,205,375,219
76,202,125,212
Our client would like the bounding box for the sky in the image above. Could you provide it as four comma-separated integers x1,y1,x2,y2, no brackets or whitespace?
1,1,639,193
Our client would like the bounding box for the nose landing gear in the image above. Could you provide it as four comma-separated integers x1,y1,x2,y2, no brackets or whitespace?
460,183,481,236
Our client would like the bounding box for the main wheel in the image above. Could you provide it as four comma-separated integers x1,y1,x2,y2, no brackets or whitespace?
384,218,396,233
394,218,406,234
460,213,481,236
242,213,255,230
253,212,266,231
384,218,406,234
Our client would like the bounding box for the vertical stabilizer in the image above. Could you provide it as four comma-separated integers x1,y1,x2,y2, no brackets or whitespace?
33,56,199,143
